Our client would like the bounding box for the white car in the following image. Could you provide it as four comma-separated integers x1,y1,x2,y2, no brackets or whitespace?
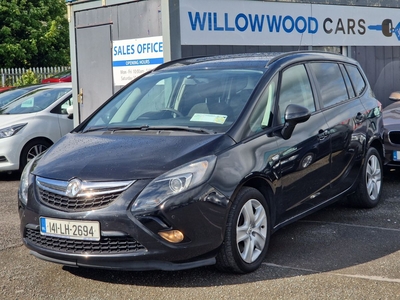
0,83,73,173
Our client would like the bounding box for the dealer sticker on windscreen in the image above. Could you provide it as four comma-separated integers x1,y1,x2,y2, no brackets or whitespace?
190,113,227,124
40,217,100,241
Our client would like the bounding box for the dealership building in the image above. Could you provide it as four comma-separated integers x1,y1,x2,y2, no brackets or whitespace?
66,0,400,125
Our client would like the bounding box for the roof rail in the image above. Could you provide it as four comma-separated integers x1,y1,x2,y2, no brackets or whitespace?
266,50,342,66
152,55,207,71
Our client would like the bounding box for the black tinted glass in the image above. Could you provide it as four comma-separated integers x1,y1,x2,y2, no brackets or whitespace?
340,64,356,98
310,62,348,107
345,64,366,96
278,64,315,124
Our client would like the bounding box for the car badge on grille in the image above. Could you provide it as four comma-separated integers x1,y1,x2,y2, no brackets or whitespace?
66,178,82,198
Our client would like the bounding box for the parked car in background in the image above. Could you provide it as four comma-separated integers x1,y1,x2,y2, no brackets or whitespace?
383,91,400,169
19,51,384,274
0,83,73,173
0,85,42,108
41,70,71,84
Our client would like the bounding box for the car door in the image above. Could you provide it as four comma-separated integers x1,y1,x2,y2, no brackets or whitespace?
308,62,366,197
274,63,332,225
51,95,74,137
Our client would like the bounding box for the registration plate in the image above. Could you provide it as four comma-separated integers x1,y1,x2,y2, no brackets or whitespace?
40,217,100,241
394,151,400,161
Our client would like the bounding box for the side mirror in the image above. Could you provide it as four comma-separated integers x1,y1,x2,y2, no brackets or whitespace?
389,91,400,101
67,105,73,119
281,104,311,140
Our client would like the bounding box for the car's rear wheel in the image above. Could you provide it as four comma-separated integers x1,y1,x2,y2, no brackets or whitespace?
348,147,383,208
216,187,270,273
19,139,52,172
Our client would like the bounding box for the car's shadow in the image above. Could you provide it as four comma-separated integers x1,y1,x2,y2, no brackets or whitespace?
64,169,400,287
0,171,20,181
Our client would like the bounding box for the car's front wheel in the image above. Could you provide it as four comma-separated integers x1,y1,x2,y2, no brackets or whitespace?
348,147,383,208
19,139,52,172
216,187,270,273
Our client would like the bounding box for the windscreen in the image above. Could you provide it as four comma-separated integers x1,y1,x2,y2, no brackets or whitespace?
84,69,264,133
0,87,71,114
0,87,36,108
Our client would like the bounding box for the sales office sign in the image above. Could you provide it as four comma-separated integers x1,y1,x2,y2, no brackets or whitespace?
113,36,163,86
180,0,400,46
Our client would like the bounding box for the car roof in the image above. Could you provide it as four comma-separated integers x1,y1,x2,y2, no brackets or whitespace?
154,51,358,72
40,82,72,89
156,52,282,70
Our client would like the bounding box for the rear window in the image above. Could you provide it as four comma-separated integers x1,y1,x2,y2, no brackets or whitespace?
345,64,366,96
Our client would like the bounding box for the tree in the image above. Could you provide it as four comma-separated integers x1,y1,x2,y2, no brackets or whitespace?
0,0,70,68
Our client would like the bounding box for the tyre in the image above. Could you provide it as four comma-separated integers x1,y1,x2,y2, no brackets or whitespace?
19,139,52,172
216,187,270,273
348,147,383,208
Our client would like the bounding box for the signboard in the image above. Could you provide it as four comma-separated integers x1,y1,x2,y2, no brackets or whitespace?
180,0,400,46
112,36,163,86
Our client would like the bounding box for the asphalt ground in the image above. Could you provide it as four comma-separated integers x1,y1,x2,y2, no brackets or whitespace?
0,169,399,300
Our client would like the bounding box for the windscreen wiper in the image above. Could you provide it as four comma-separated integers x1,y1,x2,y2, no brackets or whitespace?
113,125,215,134
142,125,215,134
84,125,215,134
82,125,147,133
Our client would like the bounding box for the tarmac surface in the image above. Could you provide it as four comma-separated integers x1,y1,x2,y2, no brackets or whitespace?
0,169,399,300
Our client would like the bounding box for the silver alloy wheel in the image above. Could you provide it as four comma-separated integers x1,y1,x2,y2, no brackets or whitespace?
366,154,382,201
236,199,267,263
27,144,48,162
301,153,314,168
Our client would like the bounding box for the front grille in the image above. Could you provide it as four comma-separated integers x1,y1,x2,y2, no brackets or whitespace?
38,188,121,211
35,176,134,212
389,131,400,145
25,228,147,254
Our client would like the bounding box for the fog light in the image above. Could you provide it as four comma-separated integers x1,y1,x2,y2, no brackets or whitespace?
158,230,184,243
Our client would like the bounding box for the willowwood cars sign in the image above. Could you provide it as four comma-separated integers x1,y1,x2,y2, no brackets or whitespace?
179,0,400,46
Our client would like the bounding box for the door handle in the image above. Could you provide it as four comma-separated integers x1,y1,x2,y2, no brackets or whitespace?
318,129,330,141
355,112,365,123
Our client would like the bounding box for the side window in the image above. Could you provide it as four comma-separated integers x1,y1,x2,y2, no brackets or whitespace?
309,62,348,108
60,97,73,114
278,64,315,124
339,64,356,99
246,74,278,135
51,95,72,114
345,64,366,96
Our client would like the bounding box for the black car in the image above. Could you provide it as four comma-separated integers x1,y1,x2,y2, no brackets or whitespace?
383,91,400,169
18,51,384,274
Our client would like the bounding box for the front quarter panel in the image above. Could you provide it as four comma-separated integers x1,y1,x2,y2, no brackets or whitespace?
208,131,280,228
362,96,385,157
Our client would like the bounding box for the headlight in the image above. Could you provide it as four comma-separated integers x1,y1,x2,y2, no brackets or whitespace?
18,156,37,205
0,123,27,138
131,155,217,212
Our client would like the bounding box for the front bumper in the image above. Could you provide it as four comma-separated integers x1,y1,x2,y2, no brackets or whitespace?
29,250,216,271
384,130,400,168
19,178,230,271
0,136,22,172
